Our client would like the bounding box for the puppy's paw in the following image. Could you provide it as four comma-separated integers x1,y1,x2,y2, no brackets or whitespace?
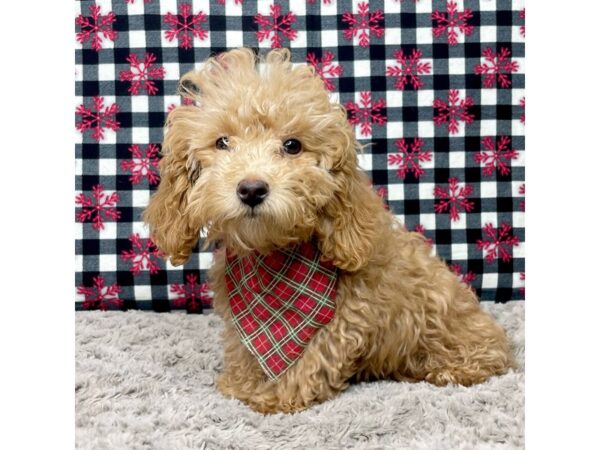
215,372,236,398
244,396,310,415
424,367,498,387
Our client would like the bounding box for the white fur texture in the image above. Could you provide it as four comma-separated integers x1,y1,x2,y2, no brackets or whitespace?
75,303,524,449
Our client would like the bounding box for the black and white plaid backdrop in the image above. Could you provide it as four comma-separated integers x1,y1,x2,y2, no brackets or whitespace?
75,0,525,312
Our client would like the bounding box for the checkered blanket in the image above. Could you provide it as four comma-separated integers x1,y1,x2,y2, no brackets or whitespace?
75,0,525,312
225,241,337,379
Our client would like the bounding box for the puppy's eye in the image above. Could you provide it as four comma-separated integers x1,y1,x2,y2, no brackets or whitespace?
282,139,302,155
216,136,229,150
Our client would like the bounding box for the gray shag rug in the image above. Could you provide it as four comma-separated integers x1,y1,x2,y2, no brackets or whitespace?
75,303,524,450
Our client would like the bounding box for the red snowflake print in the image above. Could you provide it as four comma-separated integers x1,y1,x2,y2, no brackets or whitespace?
475,136,519,177
120,233,164,276
306,52,343,91
520,97,525,124
433,90,475,135
76,5,117,52
76,185,121,231
171,274,213,312
477,223,519,263
76,96,120,142
120,144,161,185
77,276,123,311
167,97,195,113
254,3,297,49
474,48,519,88
519,272,525,298
345,92,387,137
342,2,385,48
450,263,477,289
519,183,525,211
388,138,433,179
413,224,434,247
375,186,389,210
432,1,474,46
519,9,525,37
164,3,208,49
433,178,475,221
119,53,166,96
386,48,431,90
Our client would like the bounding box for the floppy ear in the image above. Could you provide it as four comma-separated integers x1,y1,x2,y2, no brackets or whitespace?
316,109,384,272
143,106,202,266
145,48,259,265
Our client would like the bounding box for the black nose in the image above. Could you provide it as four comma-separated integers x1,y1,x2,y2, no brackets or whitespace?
236,179,269,207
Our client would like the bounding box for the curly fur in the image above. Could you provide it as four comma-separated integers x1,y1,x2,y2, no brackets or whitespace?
144,48,514,414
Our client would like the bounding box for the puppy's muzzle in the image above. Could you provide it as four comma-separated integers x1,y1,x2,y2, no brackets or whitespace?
237,179,269,208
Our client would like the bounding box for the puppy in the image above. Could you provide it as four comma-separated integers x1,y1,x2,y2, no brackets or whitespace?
144,48,513,414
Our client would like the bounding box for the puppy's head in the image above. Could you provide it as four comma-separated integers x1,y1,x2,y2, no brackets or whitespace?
144,48,382,270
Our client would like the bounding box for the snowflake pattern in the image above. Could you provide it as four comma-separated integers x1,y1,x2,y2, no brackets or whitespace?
167,97,195,113
120,144,161,185
171,274,213,312
433,178,475,221
519,9,525,37
345,91,387,137
120,234,164,276
433,90,475,134
76,96,120,142
119,53,166,95
474,47,519,88
475,136,519,176
375,186,389,210
520,97,525,124
76,185,121,231
432,1,474,46
477,223,519,263
450,264,477,288
342,2,384,48
388,138,433,179
519,272,525,298
76,5,117,52
254,3,297,49
413,224,434,246
306,52,343,91
386,48,431,90
164,3,208,49
519,183,525,211
74,2,526,307
77,276,123,311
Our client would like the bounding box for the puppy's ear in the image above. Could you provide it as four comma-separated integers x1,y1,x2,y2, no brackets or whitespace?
316,111,384,272
143,108,201,266
178,48,257,101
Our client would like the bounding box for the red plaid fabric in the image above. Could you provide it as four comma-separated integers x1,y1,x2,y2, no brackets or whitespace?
224,240,337,380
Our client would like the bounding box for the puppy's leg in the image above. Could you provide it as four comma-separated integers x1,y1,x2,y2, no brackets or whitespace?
242,326,359,414
414,285,514,386
215,325,268,401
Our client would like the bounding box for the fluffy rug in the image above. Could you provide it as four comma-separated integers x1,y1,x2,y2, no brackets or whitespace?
75,303,524,449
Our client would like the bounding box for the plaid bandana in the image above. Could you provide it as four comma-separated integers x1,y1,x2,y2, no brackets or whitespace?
224,240,337,380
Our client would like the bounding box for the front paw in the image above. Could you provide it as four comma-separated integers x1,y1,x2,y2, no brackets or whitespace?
244,396,310,415
215,372,238,398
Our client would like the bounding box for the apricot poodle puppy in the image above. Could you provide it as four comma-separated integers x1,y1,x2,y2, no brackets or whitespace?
144,48,513,414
